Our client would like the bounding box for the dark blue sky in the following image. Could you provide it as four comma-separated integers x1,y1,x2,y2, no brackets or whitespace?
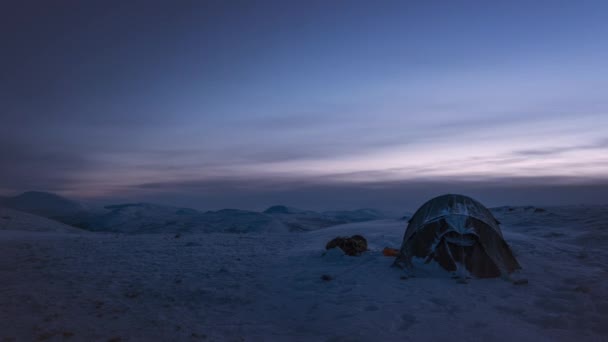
1,1,607,210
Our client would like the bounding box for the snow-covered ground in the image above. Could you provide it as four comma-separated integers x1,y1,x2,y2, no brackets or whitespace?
0,206,606,341
0,206,84,233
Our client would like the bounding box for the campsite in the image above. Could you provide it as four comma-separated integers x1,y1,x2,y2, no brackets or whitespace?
1,193,607,341
2,1,607,341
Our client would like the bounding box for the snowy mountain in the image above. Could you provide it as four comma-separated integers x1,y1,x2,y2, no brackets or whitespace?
1,191,87,219
0,192,390,234
491,205,548,214
263,205,312,215
78,203,200,233
0,206,85,233
75,203,288,234
197,209,287,233
60,201,390,234
322,208,387,222
263,205,388,231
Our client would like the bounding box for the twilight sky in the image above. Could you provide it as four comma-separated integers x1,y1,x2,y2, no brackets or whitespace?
1,1,607,211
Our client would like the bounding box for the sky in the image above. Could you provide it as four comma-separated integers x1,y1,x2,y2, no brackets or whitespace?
1,1,608,211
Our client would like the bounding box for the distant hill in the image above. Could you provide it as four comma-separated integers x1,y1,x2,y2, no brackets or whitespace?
70,203,389,234
0,206,85,233
262,205,388,231
79,202,201,233
0,193,391,234
76,203,288,234
198,209,287,233
263,205,310,215
1,191,87,219
322,208,387,222
490,205,548,214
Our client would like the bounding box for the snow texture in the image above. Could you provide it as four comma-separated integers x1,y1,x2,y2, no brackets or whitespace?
0,205,607,341
0,206,85,233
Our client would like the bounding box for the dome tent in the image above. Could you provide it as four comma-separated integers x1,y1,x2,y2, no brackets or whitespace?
393,194,521,278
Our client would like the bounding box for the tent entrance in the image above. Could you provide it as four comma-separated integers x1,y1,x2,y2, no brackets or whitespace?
431,234,502,278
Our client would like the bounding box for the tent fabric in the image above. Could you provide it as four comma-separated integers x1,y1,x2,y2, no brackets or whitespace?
394,194,521,278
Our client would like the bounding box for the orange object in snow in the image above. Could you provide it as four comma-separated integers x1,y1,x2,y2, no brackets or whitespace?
383,247,399,257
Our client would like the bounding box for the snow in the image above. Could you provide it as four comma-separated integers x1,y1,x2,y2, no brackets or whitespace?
63,203,388,234
1,192,389,234
0,206,607,341
263,206,387,232
0,206,85,233
79,203,289,234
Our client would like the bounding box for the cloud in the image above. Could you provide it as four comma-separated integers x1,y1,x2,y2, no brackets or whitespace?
514,138,608,157
0,139,94,193
90,174,608,212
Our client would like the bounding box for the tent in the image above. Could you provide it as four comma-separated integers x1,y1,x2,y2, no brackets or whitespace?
394,194,521,278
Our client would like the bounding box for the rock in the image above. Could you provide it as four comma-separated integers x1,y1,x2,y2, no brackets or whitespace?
325,235,368,256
